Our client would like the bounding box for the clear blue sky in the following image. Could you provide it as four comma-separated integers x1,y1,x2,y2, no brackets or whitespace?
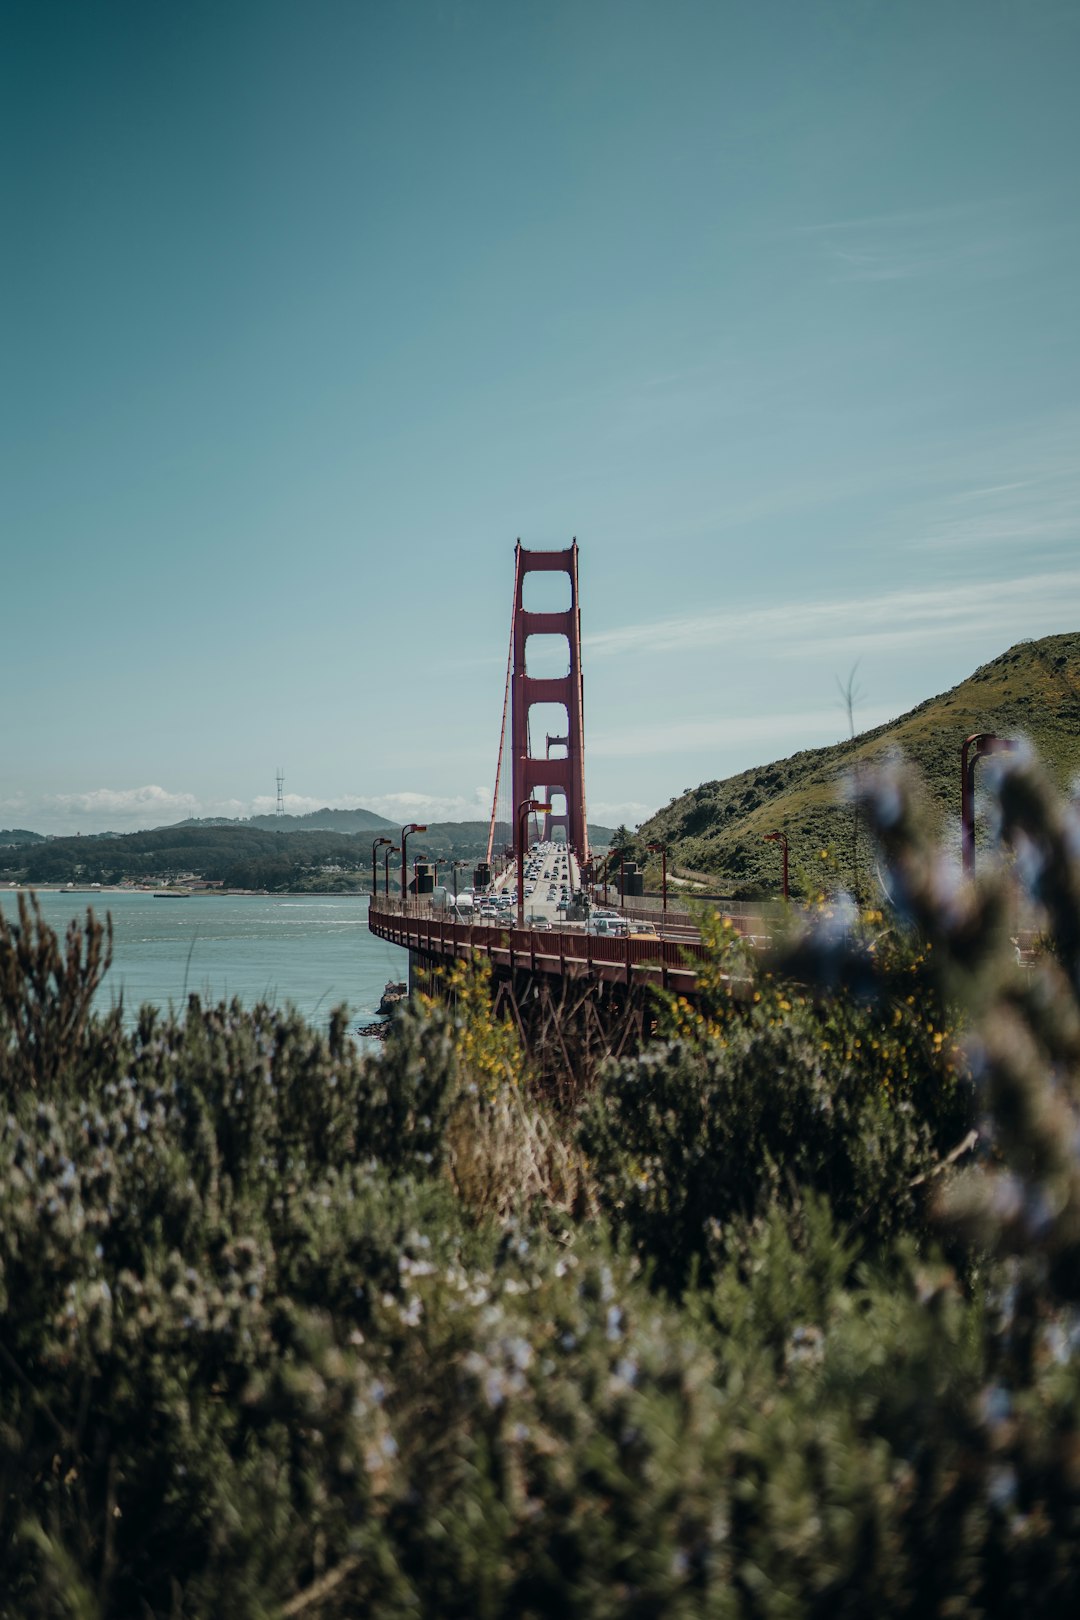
3,0,1078,836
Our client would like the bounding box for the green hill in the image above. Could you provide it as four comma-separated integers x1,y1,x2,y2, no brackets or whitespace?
176,807,396,834
0,816,618,890
0,828,45,847
633,631,1080,901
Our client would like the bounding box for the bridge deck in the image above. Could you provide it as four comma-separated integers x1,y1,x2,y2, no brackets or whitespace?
368,897,712,994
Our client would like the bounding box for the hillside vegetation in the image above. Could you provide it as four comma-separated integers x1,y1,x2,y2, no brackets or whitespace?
0,819,615,891
2,754,1080,1614
179,807,396,834
635,631,1080,899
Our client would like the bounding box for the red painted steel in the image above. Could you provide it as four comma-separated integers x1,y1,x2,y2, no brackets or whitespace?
510,541,590,865
367,897,709,996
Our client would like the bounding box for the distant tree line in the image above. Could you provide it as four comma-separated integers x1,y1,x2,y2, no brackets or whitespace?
0,820,616,891
0,828,368,891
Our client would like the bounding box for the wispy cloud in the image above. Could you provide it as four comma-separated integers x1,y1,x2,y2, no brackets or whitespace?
789,198,1028,285
49,785,203,823
12,781,661,839
585,567,1080,663
789,202,1015,237
589,707,900,761
908,463,1080,553
11,785,504,838
586,799,655,827
359,788,495,824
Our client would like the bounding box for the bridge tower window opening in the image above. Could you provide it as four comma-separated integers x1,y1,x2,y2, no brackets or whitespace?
521,569,573,615
524,633,571,680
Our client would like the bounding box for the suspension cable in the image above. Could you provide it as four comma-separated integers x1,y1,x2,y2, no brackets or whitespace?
485,548,520,866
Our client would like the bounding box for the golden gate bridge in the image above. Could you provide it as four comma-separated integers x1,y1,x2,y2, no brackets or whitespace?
366,540,758,1056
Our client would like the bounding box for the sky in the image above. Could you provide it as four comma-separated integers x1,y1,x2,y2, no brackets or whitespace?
3,0,1079,837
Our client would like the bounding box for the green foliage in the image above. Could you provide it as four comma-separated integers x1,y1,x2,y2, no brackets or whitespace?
636,629,1080,896
0,820,618,891
580,906,972,1292
2,755,1080,1614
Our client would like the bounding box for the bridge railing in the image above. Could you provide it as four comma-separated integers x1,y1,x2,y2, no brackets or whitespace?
600,893,786,928
366,896,717,988
374,893,777,929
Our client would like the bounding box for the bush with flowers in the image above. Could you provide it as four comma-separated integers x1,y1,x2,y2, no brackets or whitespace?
0,751,1079,1616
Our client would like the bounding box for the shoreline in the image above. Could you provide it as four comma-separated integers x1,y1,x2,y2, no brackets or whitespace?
3,885,378,899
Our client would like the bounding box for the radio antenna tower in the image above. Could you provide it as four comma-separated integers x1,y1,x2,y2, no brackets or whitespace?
276,769,285,817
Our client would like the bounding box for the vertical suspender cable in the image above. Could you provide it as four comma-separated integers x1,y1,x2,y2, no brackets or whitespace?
485,547,520,866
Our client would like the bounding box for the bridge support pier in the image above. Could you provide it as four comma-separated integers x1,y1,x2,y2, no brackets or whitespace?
407,948,657,1091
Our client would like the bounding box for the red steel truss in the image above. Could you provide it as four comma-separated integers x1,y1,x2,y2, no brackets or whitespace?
510,540,590,865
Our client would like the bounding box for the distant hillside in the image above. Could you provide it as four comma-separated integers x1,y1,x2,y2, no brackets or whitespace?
633,631,1080,901
0,828,45,847
176,807,395,834
0,815,618,889
404,820,615,859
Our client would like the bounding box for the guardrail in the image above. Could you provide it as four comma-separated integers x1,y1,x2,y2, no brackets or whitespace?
607,894,785,929
367,897,712,993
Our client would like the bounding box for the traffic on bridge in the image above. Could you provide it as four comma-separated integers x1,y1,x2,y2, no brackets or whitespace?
367,541,774,1027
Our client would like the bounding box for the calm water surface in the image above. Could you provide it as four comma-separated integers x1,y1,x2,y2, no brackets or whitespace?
0,889,409,1034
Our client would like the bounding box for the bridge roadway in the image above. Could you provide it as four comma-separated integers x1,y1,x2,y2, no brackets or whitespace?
367,892,712,996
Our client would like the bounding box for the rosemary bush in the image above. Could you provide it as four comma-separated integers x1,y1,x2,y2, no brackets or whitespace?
0,750,1078,1616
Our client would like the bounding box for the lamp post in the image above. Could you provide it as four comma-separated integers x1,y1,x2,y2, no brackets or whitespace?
371,836,392,900
517,799,552,926
383,844,398,898
400,823,427,909
451,860,469,902
961,734,1016,875
763,831,789,900
647,841,668,914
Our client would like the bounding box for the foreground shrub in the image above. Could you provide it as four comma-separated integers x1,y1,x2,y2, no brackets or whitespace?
0,752,1079,1616
580,915,972,1293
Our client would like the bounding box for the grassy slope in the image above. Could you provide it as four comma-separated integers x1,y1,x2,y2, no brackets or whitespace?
635,631,1080,899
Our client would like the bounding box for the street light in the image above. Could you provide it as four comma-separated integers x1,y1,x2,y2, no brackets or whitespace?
763,831,789,901
647,841,668,914
451,859,470,902
400,824,427,907
517,799,552,926
371,836,392,900
961,734,1016,875
383,844,399,898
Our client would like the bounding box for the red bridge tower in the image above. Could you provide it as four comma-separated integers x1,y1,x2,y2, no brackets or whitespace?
510,541,590,865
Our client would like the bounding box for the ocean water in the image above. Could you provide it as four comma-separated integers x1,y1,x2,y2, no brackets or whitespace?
0,889,409,1035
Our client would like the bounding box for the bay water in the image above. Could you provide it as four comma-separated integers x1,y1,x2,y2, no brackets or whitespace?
0,889,410,1037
